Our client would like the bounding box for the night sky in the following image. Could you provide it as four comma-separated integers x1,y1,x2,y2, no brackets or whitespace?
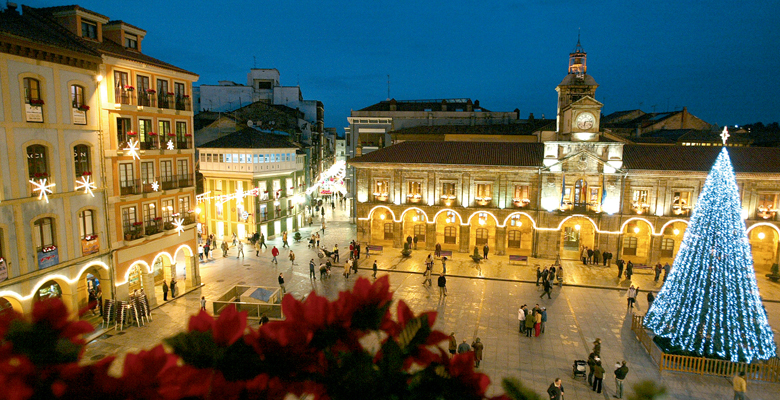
26,0,780,130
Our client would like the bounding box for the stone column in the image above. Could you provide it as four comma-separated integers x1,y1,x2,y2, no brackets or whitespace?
393,221,403,248
459,225,470,253
426,223,436,250
495,226,507,255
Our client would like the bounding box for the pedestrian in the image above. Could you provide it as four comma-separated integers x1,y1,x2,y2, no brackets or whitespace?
422,266,432,286
733,371,747,400
542,267,549,283
282,231,289,248
349,241,355,258
344,259,351,279
200,296,206,311
587,352,597,385
271,246,279,264
626,260,634,280
627,285,638,310
170,278,177,298
518,305,526,333
536,266,542,286
309,259,316,280
198,245,204,261
278,273,286,294
316,233,320,248
259,313,269,326
448,333,457,355
221,240,229,257
547,378,564,400
647,291,655,310
540,278,552,299
435,242,442,258
654,262,662,281
534,309,542,337
333,244,339,263
437,273,447,299
593,338,602,356
441,257,447,274
204,242,211,261
413,235,418,250
372,260,378,278
525,310,535,337
592,360,605,393
320,263,328,280
606,251,613,266
549,265,556,282
471,338,484,368
616,258,624,278
406,235,413,249
457,339,470,354
232,232,238,247
237,240,245,258
556,265,564,286
96,288,103,316
614,360,629,399
356,242,361,259
289,250,296,265
259,233,267,249
593,248,601,265
482,244,489,260
663,262,671,281
88,289,98,315
587,247,594,264
581,246,588,265
541,307,547,333
255,240,261,256
162,280,169,301
308,215,313,227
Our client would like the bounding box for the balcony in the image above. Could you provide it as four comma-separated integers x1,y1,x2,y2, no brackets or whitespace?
160,174,194,191
137,92,157,107
176,136,193,150
119,179,141,195
406,193,423,204
175,96,192,111
474,196,492,207
177,173,193,188
81,234,99,256
140,136,159,150
114,88,135,105
512,198,531,208
440,194,457,206
144,220,162,236
157,93,174,110
183,212,197,225
123,224,144,241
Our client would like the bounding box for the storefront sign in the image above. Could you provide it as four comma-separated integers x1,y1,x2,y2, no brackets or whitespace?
72,109,87,125
0,259,7,283
25,104,43,122
37,248,59,270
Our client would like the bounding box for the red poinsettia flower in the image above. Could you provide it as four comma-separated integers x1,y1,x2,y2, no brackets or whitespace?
444,351,491,398
32,298,93,343
188,306,246,346
120,345,188,400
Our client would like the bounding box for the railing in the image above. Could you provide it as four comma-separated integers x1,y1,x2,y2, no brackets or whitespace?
137,92,157,107
176,137,193,149
177,173,193,188
114,88,135,105
141,180,156,193
175,96,192,111
139,137,159,150
160,176,176,191
119,179,141,195
144,220,162,236
157,94,174,110
631,314,780,382
183,212,197,225
159,174,193,191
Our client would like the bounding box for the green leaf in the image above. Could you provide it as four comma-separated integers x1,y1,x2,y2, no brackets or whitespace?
164,330,222,369
501,377,543,400
397,314,432,356
628,380,667,400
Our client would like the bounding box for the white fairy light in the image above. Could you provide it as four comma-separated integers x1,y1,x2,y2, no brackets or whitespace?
173,217,184,235
152,181,159,191
75,175,96,197
124,139,140,160
166,140,175,150
30,178,55,203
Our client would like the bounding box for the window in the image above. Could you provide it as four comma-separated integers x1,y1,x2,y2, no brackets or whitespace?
124,33,137,49
286,178,293,195
157,80,169,108
660,238,675,258
444,226,457,244
219,154,224,163
141,161,154,187
174,82,185,98
158,120,171,140
239,154,245,164
513,185,530,206
757,193,777,219
475,228,489,246
508,230,522,248
373,179,389,200
23,78,41,104
137,75,151,106
225,154,232,163
623,237,638,256
71,85,85,108
78,210,95,239
162,199,174,222
476,184,492,204
121,207,137,235
33,217,55,251
632,190,649,214
73,145,91,177
119,163,135,194
672,190,692,216
179,196,191,214
27,145,48,180
413,224,426,242
160,160,173,188
407,181,422,203
142,203,156,227
383,223,394,240
114,71,130,105
441,182,456,204
139,119,154,149
177,159,188,176
116,117,132,145
176,121,188,148
81,20,97,39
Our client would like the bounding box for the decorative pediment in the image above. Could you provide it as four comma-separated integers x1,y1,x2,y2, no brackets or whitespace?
568,95,603,108
542,144,624,174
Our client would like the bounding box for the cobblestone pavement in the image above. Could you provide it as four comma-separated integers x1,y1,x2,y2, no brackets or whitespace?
82,203,780,399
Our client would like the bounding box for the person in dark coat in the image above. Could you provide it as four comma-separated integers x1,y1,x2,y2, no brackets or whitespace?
413,235,419,250
540,279,552,299
457,339,470,354
162,280,169,301
435,243,442,258
541,267,549,283
647,291,655,309
471,338,484,367
170,278,177,298
616,259,624,278
626,261,634,280
593,248,601,265
663,262,671,281
587,248,594,264
592,360,605,393
536,267,542,286
483,244,489,260
406,236,413,249
437,274,447,299
603,251,610,266
448,333,457,354
547,379,564,400
587,351,597,385
654,263,662,281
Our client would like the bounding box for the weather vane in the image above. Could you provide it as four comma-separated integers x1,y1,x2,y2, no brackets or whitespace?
720,126,730,145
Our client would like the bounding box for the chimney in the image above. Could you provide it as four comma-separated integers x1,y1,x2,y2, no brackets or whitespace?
389,98,397,111
528,113,535,121
681,106,687,129
514,108,520,120
466,98,473,112
5,2,18,14
441,99,447,112
474,99,480,108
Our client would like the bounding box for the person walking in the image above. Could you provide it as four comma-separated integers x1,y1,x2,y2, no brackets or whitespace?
435,242,442,258
344,259,351,279
441,257,447,274
437,273,447,299
170,278,177,298
647,291,655,310
259,232,267,249
315,233,320,248
356,242,361,259
309,259,316,280
221,240,229,257
541,307,547,333
547,379,564,400
592,360,605,393
255,240,261,256
372,260,378,278
549,266,556,282
518,305,526,333
536,267,542,286
627,285,638,311
556,265,564,286
471,338,484,368
625,260,634,280
448,333,457,355
733,371,747,400
457,339,470,354
541,267,549,283
593,338,602,356
587,352,597,386
281,231,289,248
614,360,629,399
654,263,662,282
482,244,489,260
413,235,418,250
278,273,286,294
540,278,552,299
616,258,624,278
587,247,594,264
333,244,340,263
200,296,206,311
271,246,279,264
162,280,169,301
581,246,588,265
204,241,211,261
663,262,671,281
525,310,535,337
422,266,432,286
289,250,296,266
237,240,245,258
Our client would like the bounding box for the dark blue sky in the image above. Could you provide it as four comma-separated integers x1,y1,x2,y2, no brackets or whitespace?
30,0,780,130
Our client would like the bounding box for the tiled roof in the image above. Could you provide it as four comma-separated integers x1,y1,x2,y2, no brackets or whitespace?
199,128,297,150
359,99,491,112
349,141,544,167
390,122,552,136
105,20,146,34
558,73,598,86
36,5,108,20
0,6,100,58
622,145,780,173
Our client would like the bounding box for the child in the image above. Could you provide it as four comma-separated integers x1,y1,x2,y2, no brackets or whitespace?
200,296,206,311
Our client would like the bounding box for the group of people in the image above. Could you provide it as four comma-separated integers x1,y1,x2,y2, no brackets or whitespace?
580,246,613,266
161,277,177,301
586,339,631,398
536,265,562,299
448,333,484,368
518,304,547,337
198,234,219,261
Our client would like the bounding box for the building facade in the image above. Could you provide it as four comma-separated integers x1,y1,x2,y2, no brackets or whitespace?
198,128,307,241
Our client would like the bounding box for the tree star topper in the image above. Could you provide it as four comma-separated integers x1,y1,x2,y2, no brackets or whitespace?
151,181,159,191
166,140,175,150
75,175,96,197
720,126,730,145
173,217,184,236
124,138,140,160
30,178,55,203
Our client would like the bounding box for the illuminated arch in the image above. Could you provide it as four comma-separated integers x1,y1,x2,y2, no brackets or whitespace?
399,207,430,223
0,261,110,301
151,252,175,269
0,295,23,313
746,222,780,236
501,212,538,229
619,217,655,235
364,205,397,222
658,219,690,236
174,245,194,260
432,208,464,224
117,260,152,286
466,211,499,226
551,214,601,232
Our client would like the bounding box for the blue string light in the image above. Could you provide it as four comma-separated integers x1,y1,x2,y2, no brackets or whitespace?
643,148,776,362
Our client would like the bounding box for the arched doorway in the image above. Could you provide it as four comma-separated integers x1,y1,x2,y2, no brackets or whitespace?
370,210,394,246
505,214,534,256
748,226,779,271
559,217,595,260
401,209,427,248
659,221,688,264
435,210,461,251
76,265,110,315
0,296,22,314
174,246,194,291
621,219,653,265
469,212,496,252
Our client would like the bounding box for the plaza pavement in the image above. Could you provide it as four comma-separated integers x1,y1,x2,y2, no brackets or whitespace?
82,202,780,399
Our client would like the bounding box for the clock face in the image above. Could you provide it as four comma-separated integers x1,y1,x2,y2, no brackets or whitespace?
576,112,595,130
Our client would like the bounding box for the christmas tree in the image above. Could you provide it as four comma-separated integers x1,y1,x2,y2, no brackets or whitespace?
643,147,776,362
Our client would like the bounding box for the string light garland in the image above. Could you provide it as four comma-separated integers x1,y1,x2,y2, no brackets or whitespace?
306,160,347,196
643,147,776,362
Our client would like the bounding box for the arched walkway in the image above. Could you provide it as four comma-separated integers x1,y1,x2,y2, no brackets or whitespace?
620,219,653,264
0,296,23,313
76,265,110,312
658,221,688,264
559,217,596,260
369,209,395,247
468,212,497,255
434,210,462,252
748,226,779,270
33,278,72,311
504,214,534,256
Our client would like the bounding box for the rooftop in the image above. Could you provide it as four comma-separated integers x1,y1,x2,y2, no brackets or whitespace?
199,128,298,150
359,98,492,113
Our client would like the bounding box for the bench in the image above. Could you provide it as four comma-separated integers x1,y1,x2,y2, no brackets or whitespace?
509,255,529,265
439,250,453,258
366,245,383,255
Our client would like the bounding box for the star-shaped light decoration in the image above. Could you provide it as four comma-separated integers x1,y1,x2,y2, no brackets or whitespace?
124,138,140,160
151,181,159,191
75,175,96,197
30,178,55,203
173,217,185,236
166,140,175,150
720,126,730,145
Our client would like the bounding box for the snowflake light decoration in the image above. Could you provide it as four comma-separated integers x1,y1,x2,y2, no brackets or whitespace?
124,138,140,160
75,176,96,197
151,181,159,191
166,140,175,150
173,217,185,236
30,178,55,203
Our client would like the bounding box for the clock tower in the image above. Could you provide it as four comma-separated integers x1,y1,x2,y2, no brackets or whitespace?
555,36,602,141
